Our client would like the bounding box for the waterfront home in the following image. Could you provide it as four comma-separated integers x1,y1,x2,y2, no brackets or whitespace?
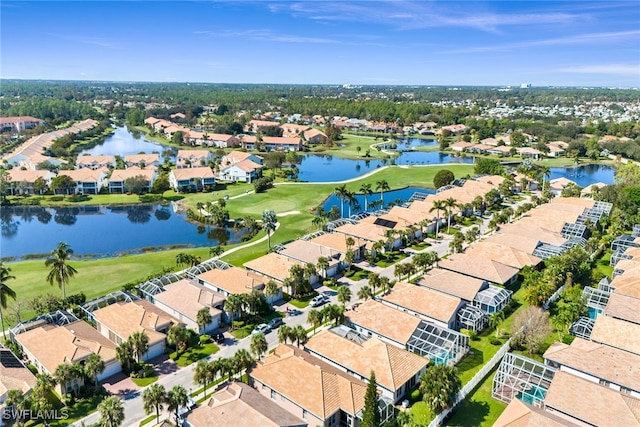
380,281,464,330
176,149,213,168
169,166,216,192
303,128,328,144
581,182,608,198
185,381,307,427
222,151,264,166
57,168,109,195
440,124,467,134
15,319,120,396
548,177,578,196
333,220,402,251
150,279,224,334
249,345,375,427
6,169,55,195
124,153,160,169
0,116,44,133
205,133,240,148
93,300,180,360
438,253,519,286
196,266,282,304
244,253,310,284
518,147,542,159
0,348,37,404
108,167,157,193
76,155,116,170
218,158,263,183
308,232,364,260
277,240,343,278
450,141,474,152
240,136,303,151
304,329,428,403
547,141,568,157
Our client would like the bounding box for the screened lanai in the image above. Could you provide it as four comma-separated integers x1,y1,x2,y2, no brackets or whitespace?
582,286,610,319
137,273,183,299
633,224,640,238
610,248,631,266
79,291,140,321
9,310,78,340
492,353,556,405
569,317,595,340
457,305,487,332
406,321,470,365
184,259,231,279
611,234,640,252
532,236,587,260
560,222,588,239
473,286,512,314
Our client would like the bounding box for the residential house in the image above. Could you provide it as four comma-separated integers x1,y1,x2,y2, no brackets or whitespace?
415,268,488,303
93,300,180,360
205,133,240,148
6,169,55,195
249,345,372,427
380,281,464,330
518,147,542,159
108,167,157,193
547,141,569,157
450,141,474,152
440,124,467,134
196,266,281,304
244,253,310,284
176,150,213,168
333,220,402,252
15,319,120,396
0,116,44,133
303,129,328,144
217,156,263,183
589,315,640,356
277,240,343,278
76,155,116,170
308,232,365,261
124,154,160,169
222,151,263,166
463,242,542,270
603,292,640,325
247,120,280,133
304,329,428,403
0,348,37,404
169,167,216,192
494,398,581,427
548,178,578,196
262,137,303,152
57,168,109,195
580,182,607,198
438,253,520,286
185,381,307,427
150,279,224,334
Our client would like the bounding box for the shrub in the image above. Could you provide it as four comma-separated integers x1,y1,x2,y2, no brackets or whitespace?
490,337,502,346
433,169,455,189
199,335,211,344
50,196,64,201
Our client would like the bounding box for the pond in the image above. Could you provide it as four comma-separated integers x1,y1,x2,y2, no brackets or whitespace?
0,205,248,260
549,164,615,187
78,127,175,156
376,137,439,150
322,186,435,217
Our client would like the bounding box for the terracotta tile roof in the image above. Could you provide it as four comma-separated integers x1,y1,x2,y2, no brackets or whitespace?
474,175,505,185
305,330,427,392
124,154,160,164
223,150,253,163
334,221,387,243
438,253,519,285
249,345,367,419
153,279,223,321
463,242,542,269
494,398,580,427
76,155,115,166
59,167,108,182
345,300,421,345
604,293,640,324
15,320,117,374
93,300,178,345
109,168,156,181
0,348,37,397
279,240,343,266
590,315,640,355
177,150,211,161
415,268,486,301
381,281,461,324
543,338,640,392
197,266,267,295
609,273,640,298
544,371,640,427
170,166,215,180
622,247,640,260
615,259,640,273
186,382,305,427
308,233,351,253
244,253,305,283
262,136,302,145
387,206,430,225
8,169,54,183
228,159,262,173
493,223,567,247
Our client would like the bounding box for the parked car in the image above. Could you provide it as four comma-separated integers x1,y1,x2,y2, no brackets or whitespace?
252,323,271,335
213,333,225,344
267,317,284,329
310,294,330,307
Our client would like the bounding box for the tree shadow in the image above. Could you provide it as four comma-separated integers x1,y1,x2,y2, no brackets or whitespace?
445,400,491,427
457,347,485,375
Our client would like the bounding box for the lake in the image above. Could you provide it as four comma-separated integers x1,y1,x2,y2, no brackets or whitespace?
0,205,247,260
79,127,174,156
322,186,435,217
549,164,616,188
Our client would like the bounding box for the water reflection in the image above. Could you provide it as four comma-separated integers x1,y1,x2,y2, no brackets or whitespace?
79,127,175,157
54,207,79,226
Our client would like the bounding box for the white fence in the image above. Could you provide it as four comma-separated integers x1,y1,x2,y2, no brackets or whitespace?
428,339,511,427
542,283,567,311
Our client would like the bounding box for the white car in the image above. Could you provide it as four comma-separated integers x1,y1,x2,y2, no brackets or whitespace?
252,323,271,335
310,294,330,307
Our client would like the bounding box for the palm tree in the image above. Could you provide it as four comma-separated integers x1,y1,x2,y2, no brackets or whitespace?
368,272,381,295
33,373,55,402
233,349,254,378
0,262,17,340
264,280,279,303
489,311,505,338
196,307,212,334
334,184,348,218
292,324,308,347
168,325,191,355
444,197,457,233
261,209,277,249
375,179,390,201
194,361,213,399
209,246,224,258
250,332,268,359
45,242,77,300
278,324,293,344
54,363,75,401
360,183,373,211
337,286,352,307
84,353,105,387
98,396,125,427
143,383,167,425
316,256,330,280
307,308,324,335
224,293,243,323
429,200,446,239
344,190,357,217
419,363,461,415
129,331,149,363
358,285,373,301
115,340,135,372
166,385,189,425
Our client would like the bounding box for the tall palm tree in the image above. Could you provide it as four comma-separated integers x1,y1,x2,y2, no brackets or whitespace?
334,184,348,218
98,396,125,427
142,383,167,425
307,309,324,335
360,183,373,211
196,307,212,334
54,363,75,400
166,385,189,425
233,349,254,378
250,332,268,359
278,324,293,344
358,285,373,301
0,262,17,340
429,200,446,239
292,325,308,347
344,190,357,217
194,361,213,399
375,179,390,201
316,256,330,280
264,280,279,303
84,353,105,387
129,331,149,363
115,340,135,372
444,197,457,233
261,209,277,249
337,285,352,307
45,242,77,300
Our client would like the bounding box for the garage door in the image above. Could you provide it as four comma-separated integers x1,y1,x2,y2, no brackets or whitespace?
143,342,165,361
99,361,123,381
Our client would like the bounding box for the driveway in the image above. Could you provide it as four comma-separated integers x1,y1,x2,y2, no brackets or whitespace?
101,373,140,397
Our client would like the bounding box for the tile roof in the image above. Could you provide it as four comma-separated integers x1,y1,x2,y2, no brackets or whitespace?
124,154,160,164
604,293,640,324
59,167,108,182
494,398,580,427
609,274,640,298
76,155,115,166
153,279,223,321
381,281,462,324
279,240,343,266
308,233,352,253
249,345,367,419
244,253,305,282
463,242,542,269
197,266,267,295
8,169,54,183
345,300,421,345
590,315,640,355
543,338,640,392
438,253,519,285
474,175,505,185
415,268,486,301
15,320,117,374
334,221,388,243
485,224,567,253
170,166,215,180
186,382,305,427
109,168,156,181
0,348,37,397
544,371,640,427
305,330,427,392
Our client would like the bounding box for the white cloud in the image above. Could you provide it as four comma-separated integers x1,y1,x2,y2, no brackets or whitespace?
558,64,640,76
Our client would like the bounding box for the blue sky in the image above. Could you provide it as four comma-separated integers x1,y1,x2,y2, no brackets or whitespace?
2,1,639,87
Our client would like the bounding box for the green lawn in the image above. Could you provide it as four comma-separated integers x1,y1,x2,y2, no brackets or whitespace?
343,266,370,280
596,250,614,278
445,369,506,427
170,342,220,367
410,241,431,251
375,251,409,267
230,324,254,339
283,292,315,309
131,375,158,386
138,414,157,427
310,134,390,160
409,401,434,425
26,390,105,427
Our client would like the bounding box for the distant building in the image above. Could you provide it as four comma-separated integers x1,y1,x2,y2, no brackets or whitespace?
0,116,44,133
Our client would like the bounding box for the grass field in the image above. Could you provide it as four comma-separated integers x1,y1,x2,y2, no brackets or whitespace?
445,369,506,427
